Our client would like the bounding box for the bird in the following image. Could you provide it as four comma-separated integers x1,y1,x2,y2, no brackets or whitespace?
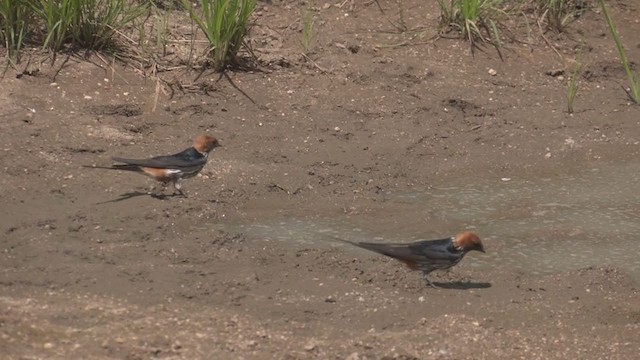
336,231,484,287
86,134,220,197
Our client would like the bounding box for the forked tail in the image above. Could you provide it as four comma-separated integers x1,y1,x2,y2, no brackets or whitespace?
82,164,142,173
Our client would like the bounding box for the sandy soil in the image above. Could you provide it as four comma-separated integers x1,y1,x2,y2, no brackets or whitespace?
1,0,640,359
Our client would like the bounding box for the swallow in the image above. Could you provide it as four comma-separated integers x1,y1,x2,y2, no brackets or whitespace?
86,134,220,197
336,231,485,287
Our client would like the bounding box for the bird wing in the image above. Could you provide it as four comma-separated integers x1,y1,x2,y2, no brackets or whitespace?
354,238,462,270
408,238,461,260
112,148,206,170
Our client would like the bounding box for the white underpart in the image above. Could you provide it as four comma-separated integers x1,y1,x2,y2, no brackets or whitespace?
165,169,183,190
174,178,183,190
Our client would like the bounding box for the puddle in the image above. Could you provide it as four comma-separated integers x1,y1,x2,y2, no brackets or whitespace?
220,161,640,279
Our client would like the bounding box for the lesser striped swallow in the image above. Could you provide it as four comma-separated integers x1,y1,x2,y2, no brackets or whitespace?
337,231,484,287
86,134,220,197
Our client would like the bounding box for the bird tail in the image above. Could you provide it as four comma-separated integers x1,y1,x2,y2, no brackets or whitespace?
322,233,360,247
351,241,411,258
326,234,420,270
82,164,143,173
324,234,404,256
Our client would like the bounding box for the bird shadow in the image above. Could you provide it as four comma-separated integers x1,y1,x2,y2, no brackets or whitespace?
431,281,492,290
96,191,180,204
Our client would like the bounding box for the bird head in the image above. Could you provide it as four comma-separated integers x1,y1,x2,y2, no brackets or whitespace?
194,135,220,154
453,231,485,253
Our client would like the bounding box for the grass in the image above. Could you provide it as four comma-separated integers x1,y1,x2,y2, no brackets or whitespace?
302,10,315,54
372,0,408,33
301,9,314,53
72,0,146,51
538,0,578,33
566,55,581,114
184,0,256,72
0,0,32,61
437,0,507,55
33,0,78,51
31,0,146,53
0,0,632,105
598,0,640,104
149,1,172,57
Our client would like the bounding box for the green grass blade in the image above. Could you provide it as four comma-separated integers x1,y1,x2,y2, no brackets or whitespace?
184,0,256,71
598,0,640,103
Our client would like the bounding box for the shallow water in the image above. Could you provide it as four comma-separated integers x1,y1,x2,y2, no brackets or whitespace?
221,161,640,279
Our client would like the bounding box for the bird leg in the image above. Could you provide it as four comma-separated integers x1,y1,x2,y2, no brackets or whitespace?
173,178,187,197
422,272,440,289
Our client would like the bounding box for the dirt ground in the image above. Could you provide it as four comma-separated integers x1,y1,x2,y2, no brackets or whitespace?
2,0,640,359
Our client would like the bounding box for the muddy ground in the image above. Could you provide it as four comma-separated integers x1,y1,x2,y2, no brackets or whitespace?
1,0,640,359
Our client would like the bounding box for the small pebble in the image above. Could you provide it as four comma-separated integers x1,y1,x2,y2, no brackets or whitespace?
304,341,316,351
345,352,361,360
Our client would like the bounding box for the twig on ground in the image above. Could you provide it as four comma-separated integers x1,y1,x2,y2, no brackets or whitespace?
537,17,563,61
300,53,329,74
